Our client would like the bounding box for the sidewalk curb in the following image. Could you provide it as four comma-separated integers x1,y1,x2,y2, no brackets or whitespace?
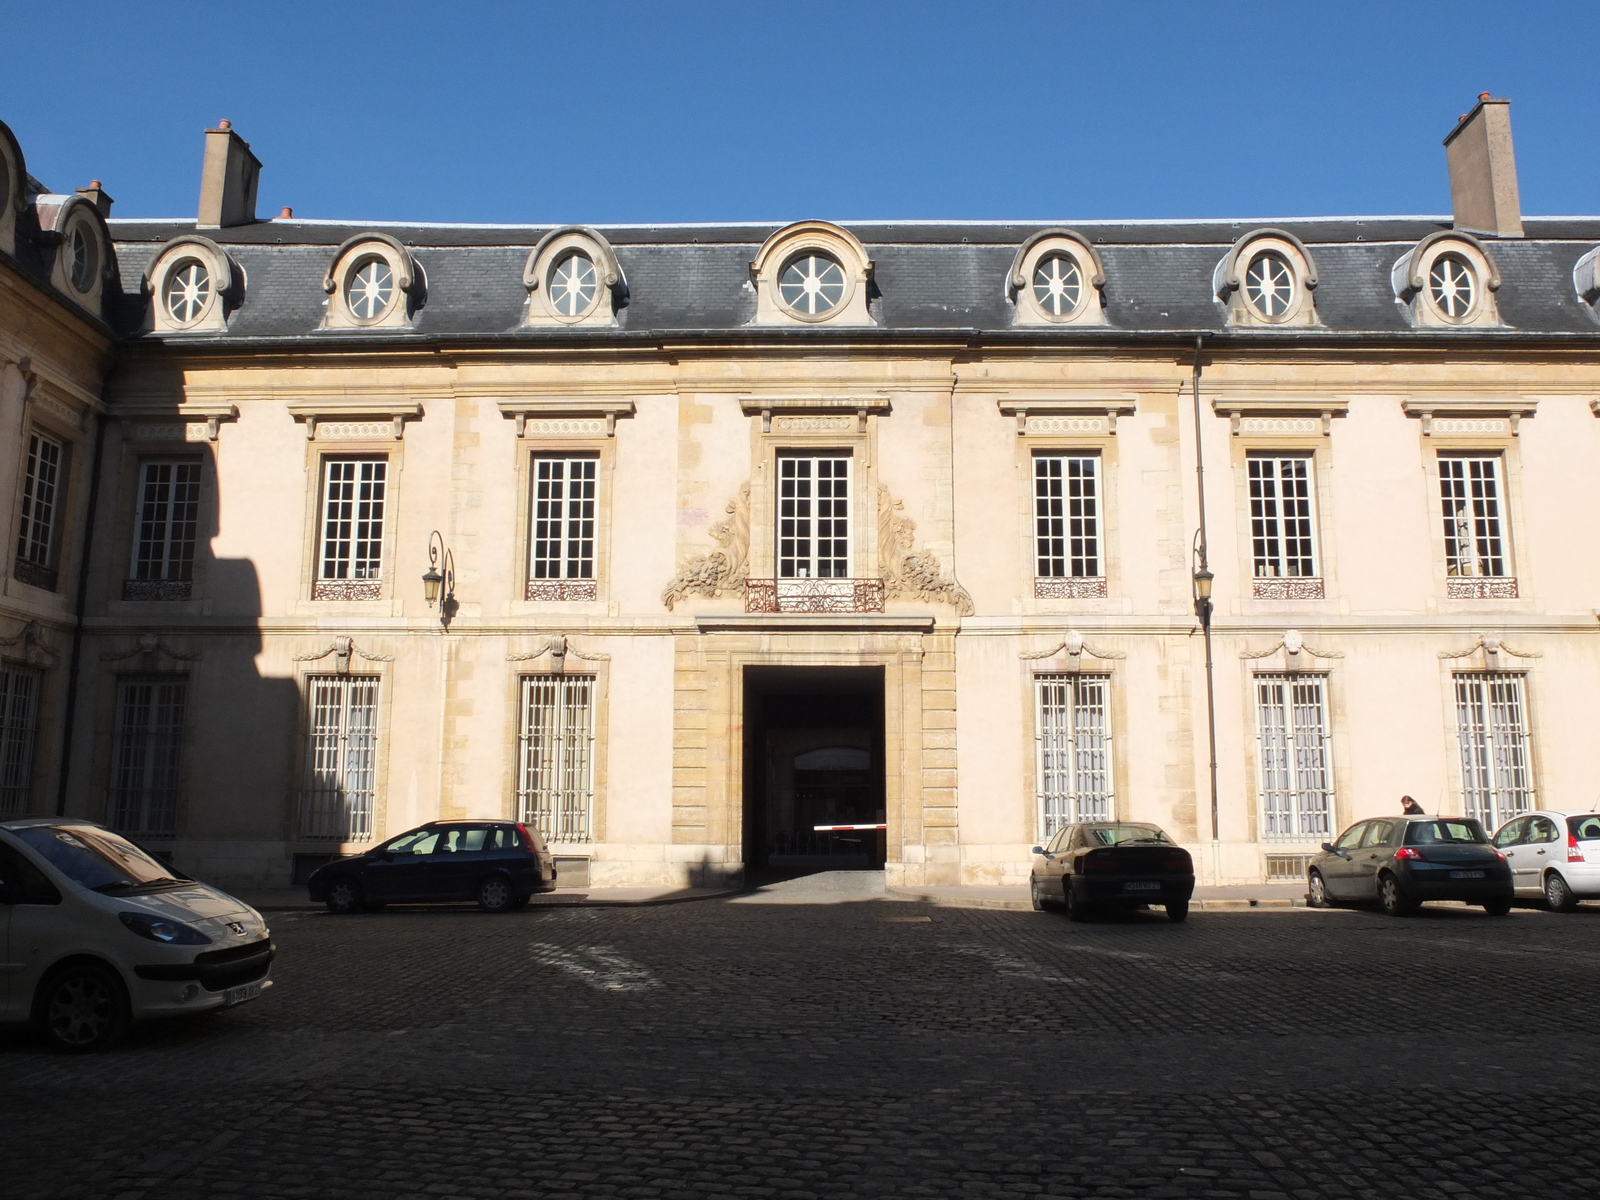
246,886,743,914
885,886,1314,913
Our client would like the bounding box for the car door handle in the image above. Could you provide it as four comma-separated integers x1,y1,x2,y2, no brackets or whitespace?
1536,849,1547,855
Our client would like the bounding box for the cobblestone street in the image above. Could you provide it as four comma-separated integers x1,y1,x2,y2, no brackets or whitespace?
6,882,1600,1199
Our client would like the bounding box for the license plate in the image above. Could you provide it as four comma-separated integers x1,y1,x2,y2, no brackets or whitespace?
223,981,263,1006
1449,870,1486,880
1123,881,1162,892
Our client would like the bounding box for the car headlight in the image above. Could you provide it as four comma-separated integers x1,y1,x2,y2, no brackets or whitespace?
119,912,213,945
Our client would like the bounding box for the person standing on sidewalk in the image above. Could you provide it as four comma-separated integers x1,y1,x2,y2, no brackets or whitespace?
1400,795,1425,815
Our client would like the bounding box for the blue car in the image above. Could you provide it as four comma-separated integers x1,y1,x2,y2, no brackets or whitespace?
1308,815,1513,916
307,820,556,914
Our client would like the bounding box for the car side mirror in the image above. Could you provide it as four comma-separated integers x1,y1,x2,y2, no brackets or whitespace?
1320,843,1334,853
1030,846,1045,856
378,850,394,862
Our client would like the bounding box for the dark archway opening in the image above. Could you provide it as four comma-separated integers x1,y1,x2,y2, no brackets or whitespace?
742,666,885,882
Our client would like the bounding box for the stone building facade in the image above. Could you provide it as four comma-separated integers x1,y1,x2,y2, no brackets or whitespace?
3,99,1599,889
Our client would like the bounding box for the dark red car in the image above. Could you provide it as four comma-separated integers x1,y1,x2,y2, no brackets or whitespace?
1030,822,1195,922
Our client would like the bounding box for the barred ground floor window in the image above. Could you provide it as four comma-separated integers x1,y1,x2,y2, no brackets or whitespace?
300,675,379,841
0,666,40,815
517,674,595,843
1034,673,1112,839
1255,674,1334,841
111,676,187,836
1454,672,1534,830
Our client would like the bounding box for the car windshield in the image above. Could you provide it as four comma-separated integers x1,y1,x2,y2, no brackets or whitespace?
11,825,180,892
1569,815,1600,841
1083,824,1172,846
1404,819,1488,846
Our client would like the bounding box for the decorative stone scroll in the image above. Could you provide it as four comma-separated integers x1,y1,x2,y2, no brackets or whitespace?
294,636,394,675
100,634,201,665
116,402,239,443
739,395,890,434
1034,577,1108,599
1239,629,1343,661
1019,629,1125,663
877,485,974,615
520,419,607,438
1447,577,1518,599
498,399,634,438
997,395,1136,437
1403,399,1535,437
662,483,750,610
772,415,855,432
1238,417,1320,436
311,580,382,601
1213,397,1348,437
316,421,396,441
1252,577,1325,600
122,579,193,602
506,632,610,674
289,402,422,441
526,580,598,601
1025,416,1105,436
1438,633,1541,661
0,620,57,667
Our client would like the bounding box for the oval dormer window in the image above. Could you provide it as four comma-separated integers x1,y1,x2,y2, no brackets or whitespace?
549,251,599,317
1245,250,1294,318
162,259,212,326
779,253,846,315
69,225,98,293
346,256,395,322
1429,253,1477,321
1031,253,1083,317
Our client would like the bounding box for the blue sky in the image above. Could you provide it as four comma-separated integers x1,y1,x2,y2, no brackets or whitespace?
2,1,1597,224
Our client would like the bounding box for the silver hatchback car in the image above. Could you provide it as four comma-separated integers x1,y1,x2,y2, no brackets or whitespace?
1491,810,1600,910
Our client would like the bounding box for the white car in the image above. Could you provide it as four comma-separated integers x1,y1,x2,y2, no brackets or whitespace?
0,816,273,1051
1491,810,1600,911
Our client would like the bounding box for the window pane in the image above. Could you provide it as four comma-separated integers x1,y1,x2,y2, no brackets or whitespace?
1034,455,1099,578
320,459,387,580
300,675,379,841
1248,456,1317,578
1439,456,1507,577
1035,674,1113,838
110,677,186,836
16,433,62,567
530,457,597,580
777,455,849,579
0,667,40,815
132,461,202,582
1256,674,1332,839
517,674,595,842
1454,672,1533,828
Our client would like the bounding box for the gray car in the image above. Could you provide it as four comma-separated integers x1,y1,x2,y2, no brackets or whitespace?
1308,815,1513,916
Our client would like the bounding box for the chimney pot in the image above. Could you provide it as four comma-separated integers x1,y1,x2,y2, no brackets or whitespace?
1478,92,1491,100
279,206,293,219
198,122,261,228
1442,95,1523,238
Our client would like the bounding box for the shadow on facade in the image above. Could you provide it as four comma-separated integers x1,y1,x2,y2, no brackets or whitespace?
741,665,885,884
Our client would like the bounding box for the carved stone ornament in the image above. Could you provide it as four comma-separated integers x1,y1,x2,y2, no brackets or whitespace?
877,485,974,615
293,636,394,675
1239,628,1343,661
506,633,611,673
1019,629,1126,662
662,483,751,611
1437,633,1542,661
0,620,58,668
100,634,201,665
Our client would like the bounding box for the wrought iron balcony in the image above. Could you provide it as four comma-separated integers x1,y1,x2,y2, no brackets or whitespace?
745,578,886,614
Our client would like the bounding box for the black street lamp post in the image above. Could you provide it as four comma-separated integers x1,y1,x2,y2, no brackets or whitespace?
423,530,456,628
1190,335,1221,848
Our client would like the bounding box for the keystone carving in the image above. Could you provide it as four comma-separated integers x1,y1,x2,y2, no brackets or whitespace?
506,632,611,673
1239,628,1343,661
1437,633,1542,660
100,633,202,665
1019,629,1125,661
877,485,973,615
662,483,750,611
293,636,393,674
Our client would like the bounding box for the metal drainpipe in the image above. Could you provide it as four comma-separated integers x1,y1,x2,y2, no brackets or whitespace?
56,409,108,815
1190,334,1221,855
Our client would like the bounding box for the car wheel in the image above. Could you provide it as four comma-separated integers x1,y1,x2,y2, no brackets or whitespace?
1483,897,1513,916
1307,870,1331,909
1545,873,1579,913
35,963,130,1053
324,877,363,915
1379,873,1418,917
1029,877,1045,912
477,875,515,913
1165,899,1190,923
1064,880,1088,923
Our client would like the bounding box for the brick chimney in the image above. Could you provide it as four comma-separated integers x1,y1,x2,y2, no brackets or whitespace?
1443,94,1522,238
197,119,261,229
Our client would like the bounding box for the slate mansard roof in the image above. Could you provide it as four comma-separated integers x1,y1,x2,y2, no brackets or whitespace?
107,215,1600,344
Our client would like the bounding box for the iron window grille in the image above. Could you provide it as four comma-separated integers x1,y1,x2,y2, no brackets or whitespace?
127,461,201,599
317,458,387,595
1035,673,1113,838
1034,454,1100,579
1454,671,1534,830
300,675,379,841
110,677,187,837
1248,455,1318,578
1439,456,1508,577
778,454,851,579
530,457,597,581
516,674,595,843
16,432,63,578
1255,673,1334,841
0,667,40,816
